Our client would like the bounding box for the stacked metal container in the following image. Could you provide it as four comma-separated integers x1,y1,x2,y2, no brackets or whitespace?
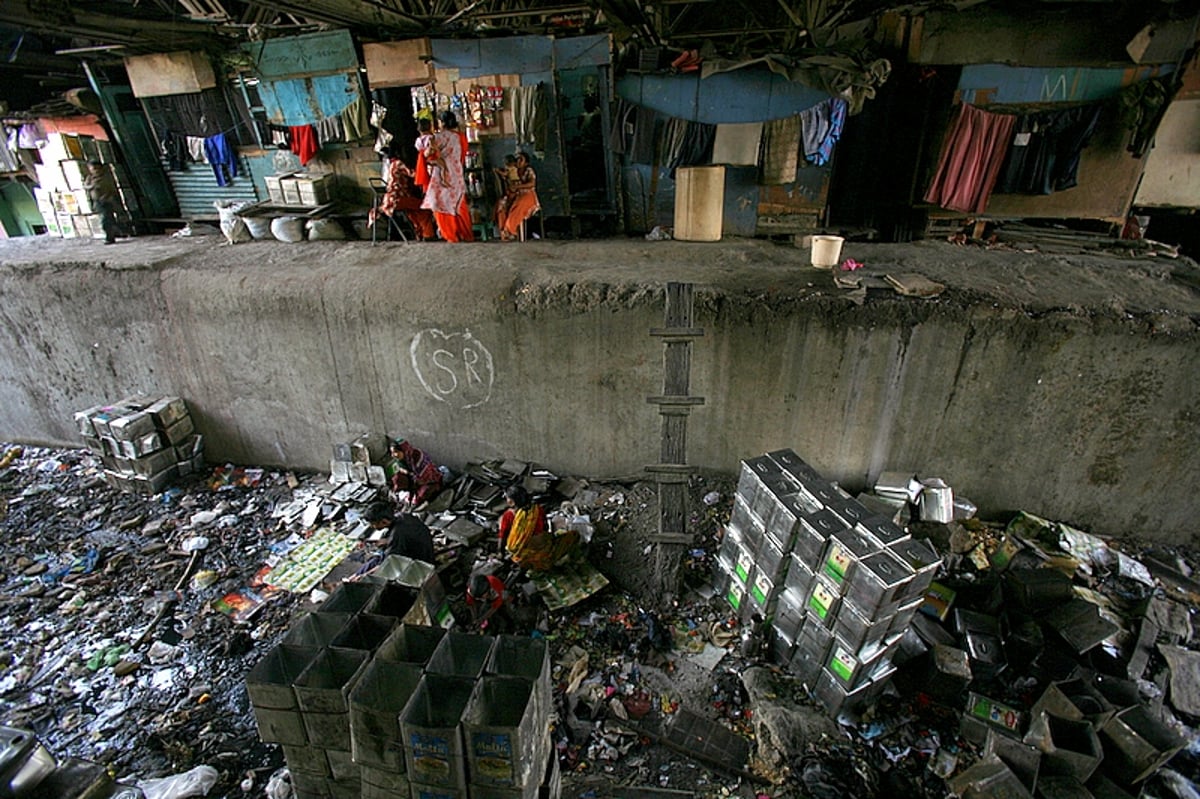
74,395,203,494
247,577,556,799
713,449,942,717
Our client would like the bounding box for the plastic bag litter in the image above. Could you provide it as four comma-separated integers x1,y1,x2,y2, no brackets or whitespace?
306,218,345,241
264,769,292,799
270,216,305,243
214,200,251,244
171,223,221,238
645,225,672,241
138,765,218,799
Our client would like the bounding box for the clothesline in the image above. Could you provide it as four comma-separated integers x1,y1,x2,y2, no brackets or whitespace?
610,95,849,184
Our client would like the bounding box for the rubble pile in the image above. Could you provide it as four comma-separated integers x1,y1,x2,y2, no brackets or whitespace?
0,439,1197,799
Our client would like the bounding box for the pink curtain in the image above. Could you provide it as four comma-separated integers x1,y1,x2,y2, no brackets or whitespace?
924,103,1016,214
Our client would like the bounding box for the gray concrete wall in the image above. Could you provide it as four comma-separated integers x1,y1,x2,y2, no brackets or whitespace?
0,237,1197,543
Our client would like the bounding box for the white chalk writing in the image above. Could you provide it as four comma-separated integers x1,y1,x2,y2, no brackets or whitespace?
410,329,495,409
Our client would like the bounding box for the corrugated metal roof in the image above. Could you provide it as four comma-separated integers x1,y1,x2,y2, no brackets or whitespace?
163,157,259,218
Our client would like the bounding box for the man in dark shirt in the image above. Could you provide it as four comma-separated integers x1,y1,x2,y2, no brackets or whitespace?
364,502,435,564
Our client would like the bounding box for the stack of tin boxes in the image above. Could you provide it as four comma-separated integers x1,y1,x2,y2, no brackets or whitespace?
247,579,556,799
74,396,203,495
712,449,943,717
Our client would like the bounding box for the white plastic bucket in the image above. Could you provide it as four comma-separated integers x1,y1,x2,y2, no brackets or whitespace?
811,235,845,268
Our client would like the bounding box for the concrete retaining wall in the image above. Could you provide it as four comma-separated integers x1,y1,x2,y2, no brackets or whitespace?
0,239,1197,543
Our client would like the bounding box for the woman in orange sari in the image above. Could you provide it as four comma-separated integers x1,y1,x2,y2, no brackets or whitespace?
497,485,577,571
497,152,539,241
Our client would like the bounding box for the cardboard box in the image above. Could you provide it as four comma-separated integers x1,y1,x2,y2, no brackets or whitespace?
132,448,177,478
119,431,165,459
128,465,178,496
60,159,87,191
96,140,116,164
281,178,302,205
73,214,104,239
265,174,291,204
294,175,330,205
57,213,77,238
109,411,157,442
146,396,189,429
163,415,195,445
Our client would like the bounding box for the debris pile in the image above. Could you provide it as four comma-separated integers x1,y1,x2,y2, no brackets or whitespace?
1,439,1198,799
74,396,203,495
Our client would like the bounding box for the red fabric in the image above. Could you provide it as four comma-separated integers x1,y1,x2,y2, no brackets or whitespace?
289,125,319,166
923,104,1016,214
498,506,547,547
465,574,507,612
414,150,429,189
432,199,475,242
456,196,475,241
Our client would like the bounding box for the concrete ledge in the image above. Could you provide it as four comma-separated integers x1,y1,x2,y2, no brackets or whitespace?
1,235,1198,542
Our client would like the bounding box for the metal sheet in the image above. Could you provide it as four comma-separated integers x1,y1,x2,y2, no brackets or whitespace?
245,30,358,78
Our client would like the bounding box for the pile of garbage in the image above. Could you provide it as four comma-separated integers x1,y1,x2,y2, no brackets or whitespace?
0,439,1197,799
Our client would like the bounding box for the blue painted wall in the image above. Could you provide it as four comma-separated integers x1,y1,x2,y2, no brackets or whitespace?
243,31,364,125
426,34,612,219
958,64,1174,105
617,65,830,123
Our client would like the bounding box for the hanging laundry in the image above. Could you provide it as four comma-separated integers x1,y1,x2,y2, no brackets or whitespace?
1119,78,1170,158
712,122,763,166
16,123,43,149
161,132,189,171
661,118,689,171
511,85,548,156
627,104,659,165
203,132,238,186
186,136,208,163
268,125,290,148
923,103,1016,214
0,130,19,173
761,115,802,184
289,125,318,167
608,98,635,154
369,102,392,156
667,121,715,178
342,96,371,143
996,104,1102,195
799,96,848,167
315,115,344,147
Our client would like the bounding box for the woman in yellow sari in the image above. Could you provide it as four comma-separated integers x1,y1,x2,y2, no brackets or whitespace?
497,485,577,571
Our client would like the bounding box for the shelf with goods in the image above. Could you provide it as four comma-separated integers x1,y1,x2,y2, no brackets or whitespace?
464,141,493,240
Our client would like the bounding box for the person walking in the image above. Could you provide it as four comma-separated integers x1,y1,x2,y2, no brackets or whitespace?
420,112,474,242
83,160,122,244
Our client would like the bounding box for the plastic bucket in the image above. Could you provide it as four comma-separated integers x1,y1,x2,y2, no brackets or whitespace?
810,235,844,268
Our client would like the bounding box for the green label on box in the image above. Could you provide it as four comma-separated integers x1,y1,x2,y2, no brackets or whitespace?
829,646,856,682
969,694,1022,732
809,581,835,619
727,586,743,610
752,574,770,605
734,550,753,584
824,543,852,584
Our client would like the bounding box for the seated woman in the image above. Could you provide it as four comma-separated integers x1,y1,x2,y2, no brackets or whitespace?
387,439,444,508
496,151,539,241
497,485,578,572
370,145,436,240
